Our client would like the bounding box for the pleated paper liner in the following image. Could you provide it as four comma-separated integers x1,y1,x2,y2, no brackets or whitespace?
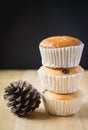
38,71,83,94
39,43,84,68
42,91,83,116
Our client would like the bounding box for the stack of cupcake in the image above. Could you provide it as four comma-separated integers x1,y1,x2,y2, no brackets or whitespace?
38,36,84,116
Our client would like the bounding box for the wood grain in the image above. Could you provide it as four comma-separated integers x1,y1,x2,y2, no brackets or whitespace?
0,70,88,130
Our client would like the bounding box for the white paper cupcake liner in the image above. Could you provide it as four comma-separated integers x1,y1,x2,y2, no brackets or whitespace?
38,71,83,94
42,94,82,116
39,43,84,68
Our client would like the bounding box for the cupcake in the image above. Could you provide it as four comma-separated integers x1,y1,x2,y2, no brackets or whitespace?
38,66,84,94
39,36,84,68
42,90,83,116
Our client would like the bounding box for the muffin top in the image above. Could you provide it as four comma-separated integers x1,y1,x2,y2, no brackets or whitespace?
38,66,84,76
39,36,82,48
43,90,82,100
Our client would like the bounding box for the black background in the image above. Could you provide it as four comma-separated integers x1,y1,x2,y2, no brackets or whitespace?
0,0,88,69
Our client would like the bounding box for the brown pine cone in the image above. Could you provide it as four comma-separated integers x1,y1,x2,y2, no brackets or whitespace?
4,80,41,117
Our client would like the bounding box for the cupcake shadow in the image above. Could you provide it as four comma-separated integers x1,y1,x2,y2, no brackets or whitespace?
25,110,57,120
78,103,88,118
25,103,88,119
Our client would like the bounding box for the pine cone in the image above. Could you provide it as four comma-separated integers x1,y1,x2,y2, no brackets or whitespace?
4,80,41,117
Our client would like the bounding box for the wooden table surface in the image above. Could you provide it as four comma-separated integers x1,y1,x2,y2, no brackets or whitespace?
0,70,88,130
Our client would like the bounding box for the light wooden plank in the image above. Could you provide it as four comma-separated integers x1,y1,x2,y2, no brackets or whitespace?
0,70,88,130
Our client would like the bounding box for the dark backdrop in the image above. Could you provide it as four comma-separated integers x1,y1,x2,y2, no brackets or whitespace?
0,0,88,69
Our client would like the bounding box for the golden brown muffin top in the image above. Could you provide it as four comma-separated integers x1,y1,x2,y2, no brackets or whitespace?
44,90,82,100
39,36,81,48
38,66,84,76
